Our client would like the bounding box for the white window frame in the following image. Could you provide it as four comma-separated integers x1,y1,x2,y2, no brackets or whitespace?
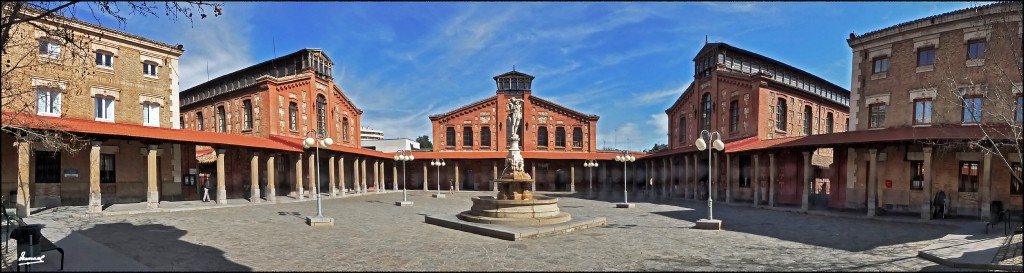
36,87,61,116
143,62,159,78
142,102,160,126
38,39,61,58
94,95,115,122
96,51,114,69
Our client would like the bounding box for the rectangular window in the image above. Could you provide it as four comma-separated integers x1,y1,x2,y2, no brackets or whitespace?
872,57,889,74
100,154,115,184
463,127,473,149
38,40,60,58
143,103,160,126
910,161,924,190
288,102,298,131
94,96,114,121
36,88,61,116
962,97,982,123
913,99,932,125
196,112,205,131
917,47,935,66
445,127,456,148
729,100,739,133
217,106,226,132
1012,162,1022,195
959,161,979,192
869,104,886,128
143,62,158,77
481,127,491,147
572,127,583,148
242,100,253,131
1016,95,1023,122
967,40,986,60
35,151,61,183
555,127,566,148
95,51,113,68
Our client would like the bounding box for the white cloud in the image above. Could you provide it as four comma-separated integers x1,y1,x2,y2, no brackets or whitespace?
630,82,687,105
175,6,255,90
647,113,668,140
701,2,778,14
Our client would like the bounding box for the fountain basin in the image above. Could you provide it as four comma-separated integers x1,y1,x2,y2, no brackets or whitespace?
457,196,571,226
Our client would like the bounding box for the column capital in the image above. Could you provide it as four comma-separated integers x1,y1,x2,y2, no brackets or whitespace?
148,144,159,150
217,148,227,155
91,140,103,147
869,148,877,154
769,153,775,159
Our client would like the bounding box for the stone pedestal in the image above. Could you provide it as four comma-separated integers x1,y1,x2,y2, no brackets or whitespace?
615,203,635,208
458,196,571,226
306,215,334,227
694,219,722,230
395,201,414,206
433,193,446,198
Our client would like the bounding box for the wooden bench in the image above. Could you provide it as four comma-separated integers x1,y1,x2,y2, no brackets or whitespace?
2,205,64,271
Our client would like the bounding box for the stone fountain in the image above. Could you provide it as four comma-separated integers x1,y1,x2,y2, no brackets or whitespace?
425,98,604,240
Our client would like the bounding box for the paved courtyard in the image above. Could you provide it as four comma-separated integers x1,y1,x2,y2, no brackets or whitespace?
7,192,980,271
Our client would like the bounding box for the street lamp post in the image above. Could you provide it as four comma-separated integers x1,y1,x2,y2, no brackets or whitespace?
431,158,446,198
394,150,414,206
694,129,725,230
584,160,598,198
303,130,334,227
614,151,636,208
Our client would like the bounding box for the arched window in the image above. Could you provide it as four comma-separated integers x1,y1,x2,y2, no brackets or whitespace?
701,93,712,131
289,102,298,131
537,126,548,147
678,117,686,144
803,105,813,136
316,94,327,135
342,118,349,141
555,127,566,148
776,99,787,131
480,127,491,147
196,112,204,131
826,112,834,134
729,100,739,133
572,127,583,148
242,99,253,131
445,127,456,148
217,105,226,132
463,127,473,149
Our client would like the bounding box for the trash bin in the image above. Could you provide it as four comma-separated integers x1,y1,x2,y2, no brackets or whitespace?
12,224,43,258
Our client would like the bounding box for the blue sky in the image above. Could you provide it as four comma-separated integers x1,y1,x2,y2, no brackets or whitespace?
79,2,984,151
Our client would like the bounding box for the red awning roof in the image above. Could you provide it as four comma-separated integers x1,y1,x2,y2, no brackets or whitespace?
401,150,631,160
769,125,1017,150
268,135,389,157
3,113,300,152
727,136,801,154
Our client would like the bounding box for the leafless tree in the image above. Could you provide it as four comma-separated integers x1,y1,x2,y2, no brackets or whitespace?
927,5,1023,192
0,1,221,153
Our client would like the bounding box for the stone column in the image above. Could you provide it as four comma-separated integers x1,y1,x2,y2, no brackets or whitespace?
981,151,992,221
693,154,699,200
802,151,811,212
920,147,932,219
493,161,498,192
339,157,347,194
423,162,429,191
295,154,304,199
352,158,360,193
251,152,261,203
328,155,337,197
662,158,668,198
16,140,31,217
308,152,317,198
361,158,368,193
867,149,878,217
601,162,609,195
570,164,576,193
267,155,277,202
532,162,537,192
670,156,675,197
89,141,102,213
455,161,460,192
216,148,227,204
753,154,761,206
726,154,732,203
147,145,160,209
373,159,379,192
769,153,776,207
683,155,690,199
393,164,398,191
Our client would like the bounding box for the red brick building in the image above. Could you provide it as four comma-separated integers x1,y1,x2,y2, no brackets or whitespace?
409,71,630,194
179,48,390,202
645,42,851,210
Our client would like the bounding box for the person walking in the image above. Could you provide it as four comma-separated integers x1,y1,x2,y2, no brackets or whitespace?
202,174,212,202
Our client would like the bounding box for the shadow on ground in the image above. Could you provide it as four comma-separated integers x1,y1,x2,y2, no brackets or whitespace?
79,222,250,271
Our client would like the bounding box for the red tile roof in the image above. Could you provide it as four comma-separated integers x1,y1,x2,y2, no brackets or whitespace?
400,150,633,161
3,112,300,152
268,135,389,157
770,125,1017,150
727,136,802,154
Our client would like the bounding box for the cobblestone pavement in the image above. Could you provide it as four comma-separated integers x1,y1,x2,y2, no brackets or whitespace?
994,232,1022,266
20,192,975,271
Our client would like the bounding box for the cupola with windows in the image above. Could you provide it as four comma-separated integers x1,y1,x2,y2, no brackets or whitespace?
493,70,534,95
